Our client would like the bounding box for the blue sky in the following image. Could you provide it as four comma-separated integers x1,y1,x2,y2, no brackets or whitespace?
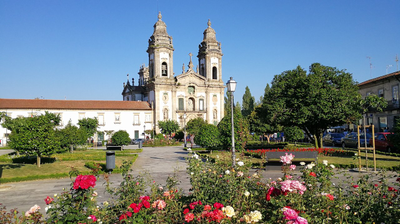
1,0,399,104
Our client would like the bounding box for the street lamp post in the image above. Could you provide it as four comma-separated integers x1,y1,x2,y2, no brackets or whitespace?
226,77,237,167
183,113,187,148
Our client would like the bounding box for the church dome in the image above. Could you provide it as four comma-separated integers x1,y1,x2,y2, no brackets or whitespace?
202,19,217,43
148,12,173,49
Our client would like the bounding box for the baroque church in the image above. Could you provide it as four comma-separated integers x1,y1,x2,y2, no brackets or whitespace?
122,12,225,130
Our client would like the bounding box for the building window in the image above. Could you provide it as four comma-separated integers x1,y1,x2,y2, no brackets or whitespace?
162,62,168,76
98,114,104,126
212,66,217,80
135,130,139,139
188,86,195,95
379,117,387,131
115,113,121,123
199,99,204,111
378,89,384,98
145,113,152,123
178,98,184,110
133,114,140,125
366,91,372,96
392,85,399,101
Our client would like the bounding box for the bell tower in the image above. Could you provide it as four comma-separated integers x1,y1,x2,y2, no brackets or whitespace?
147,12,174,80
197,19,223,81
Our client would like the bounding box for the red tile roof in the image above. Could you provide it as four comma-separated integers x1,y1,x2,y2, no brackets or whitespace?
0,99,152,110
358,71,400,87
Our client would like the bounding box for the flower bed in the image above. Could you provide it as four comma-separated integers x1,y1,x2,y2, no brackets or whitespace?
1,154,399,223
246,148,354,158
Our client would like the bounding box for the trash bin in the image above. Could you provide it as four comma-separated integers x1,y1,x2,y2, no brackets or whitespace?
138,141,143,149
106,151,115,170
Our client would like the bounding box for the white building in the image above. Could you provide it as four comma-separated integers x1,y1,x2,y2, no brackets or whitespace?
0,98,153,146
122,13,225,130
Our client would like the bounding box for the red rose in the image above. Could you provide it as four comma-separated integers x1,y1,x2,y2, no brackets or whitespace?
309,172,317,177
326,194,334,200
119,214,127,221
142,200,150,209
183,208,190,214
126,211,132,217
44,196,54,205
73,175,96,190
213,202,224,209
353,185,359,188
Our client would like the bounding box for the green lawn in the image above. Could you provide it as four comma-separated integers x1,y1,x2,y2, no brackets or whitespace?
0,149,141,183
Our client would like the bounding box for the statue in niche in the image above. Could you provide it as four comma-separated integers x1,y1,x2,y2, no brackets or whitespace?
163,108,168,120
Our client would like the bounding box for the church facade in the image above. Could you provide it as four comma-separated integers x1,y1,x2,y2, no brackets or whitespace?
122,12,225,131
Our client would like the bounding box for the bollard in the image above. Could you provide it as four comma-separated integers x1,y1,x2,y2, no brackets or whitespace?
106,151,115,171
138,141,143,149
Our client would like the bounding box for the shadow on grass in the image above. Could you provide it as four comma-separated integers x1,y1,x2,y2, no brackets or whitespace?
0,164,25,179
12,156,56,164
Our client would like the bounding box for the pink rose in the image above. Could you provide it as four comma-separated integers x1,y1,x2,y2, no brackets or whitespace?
185,213,194,222
295,216,308,224
88,215,97,222
280,153,295,165
152,199,166,210
44,196,54,205
25,204,40,217
283,207,298,220
289,165,296,171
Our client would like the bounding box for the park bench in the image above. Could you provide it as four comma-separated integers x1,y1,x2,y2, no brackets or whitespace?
106,144,123,151
265,151,318,164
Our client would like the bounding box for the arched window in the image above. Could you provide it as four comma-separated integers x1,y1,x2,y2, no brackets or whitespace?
162,62,168,76
212,66,217,80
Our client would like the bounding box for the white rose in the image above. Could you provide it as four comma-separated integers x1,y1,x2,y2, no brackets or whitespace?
237,161,244,166
225,170,230,175
323,160,328,166
192,154,199,159
244,191,250,197
330,164,335,169
222,206,235,217
300,162,306,166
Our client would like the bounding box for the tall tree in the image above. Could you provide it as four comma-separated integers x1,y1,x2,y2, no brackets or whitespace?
59,122,86,153
251,105,282,143
1,112,61,167
241,86,255,117
158,120,180,136
186,117,207,136
78,117,99,140
258,83,271,105
259,63,362,148
224,91,233,116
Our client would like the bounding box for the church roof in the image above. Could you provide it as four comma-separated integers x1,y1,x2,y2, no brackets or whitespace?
0,98,152,110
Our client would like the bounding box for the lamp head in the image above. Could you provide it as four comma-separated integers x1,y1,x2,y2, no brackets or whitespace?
226,77,237,93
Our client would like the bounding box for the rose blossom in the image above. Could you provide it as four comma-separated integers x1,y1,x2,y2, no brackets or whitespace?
237,171,244,177
283,207,298,220
25,205,40,217
296,216,308,224
152,199,166,210
73,175,96,190
44,196,54,205
249,210,262,222
213,202,224,209
88,215,97,222
300,162,306,166
185,213,195,222
225,170,230,175
237,161,244,166
322,160,328,166
309,172,317,177
244,191,250,197
280,153,295,165
222,206,235,217
289,165,296,171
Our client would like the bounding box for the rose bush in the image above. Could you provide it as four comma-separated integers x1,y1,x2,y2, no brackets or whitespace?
1,150,399,223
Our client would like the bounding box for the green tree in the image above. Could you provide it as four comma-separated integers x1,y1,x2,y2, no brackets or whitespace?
111,130,131,146
186,117,207,136
257,83,271,106
59,122,87,153
259,63,362,148
242,86,255,117
390,119,400,150
158,120,180,136
224,91,233,116
218,105,250,151
78,117,99,140
283,126,304,144
195,124,221,149
1,112,61,167
250,105,282,143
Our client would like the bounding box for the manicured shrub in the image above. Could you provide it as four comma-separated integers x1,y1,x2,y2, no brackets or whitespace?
111,130,131,146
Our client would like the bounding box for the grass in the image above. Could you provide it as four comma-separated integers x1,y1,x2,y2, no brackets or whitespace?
198,149,400,170
0,149,141,183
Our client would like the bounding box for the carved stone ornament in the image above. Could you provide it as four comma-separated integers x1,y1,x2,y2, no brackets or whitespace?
212,95,218,105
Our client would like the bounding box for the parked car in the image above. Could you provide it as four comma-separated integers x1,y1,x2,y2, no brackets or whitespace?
323,133,345,146
131,138,144,145
341,132,372,148
369,132,395,152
